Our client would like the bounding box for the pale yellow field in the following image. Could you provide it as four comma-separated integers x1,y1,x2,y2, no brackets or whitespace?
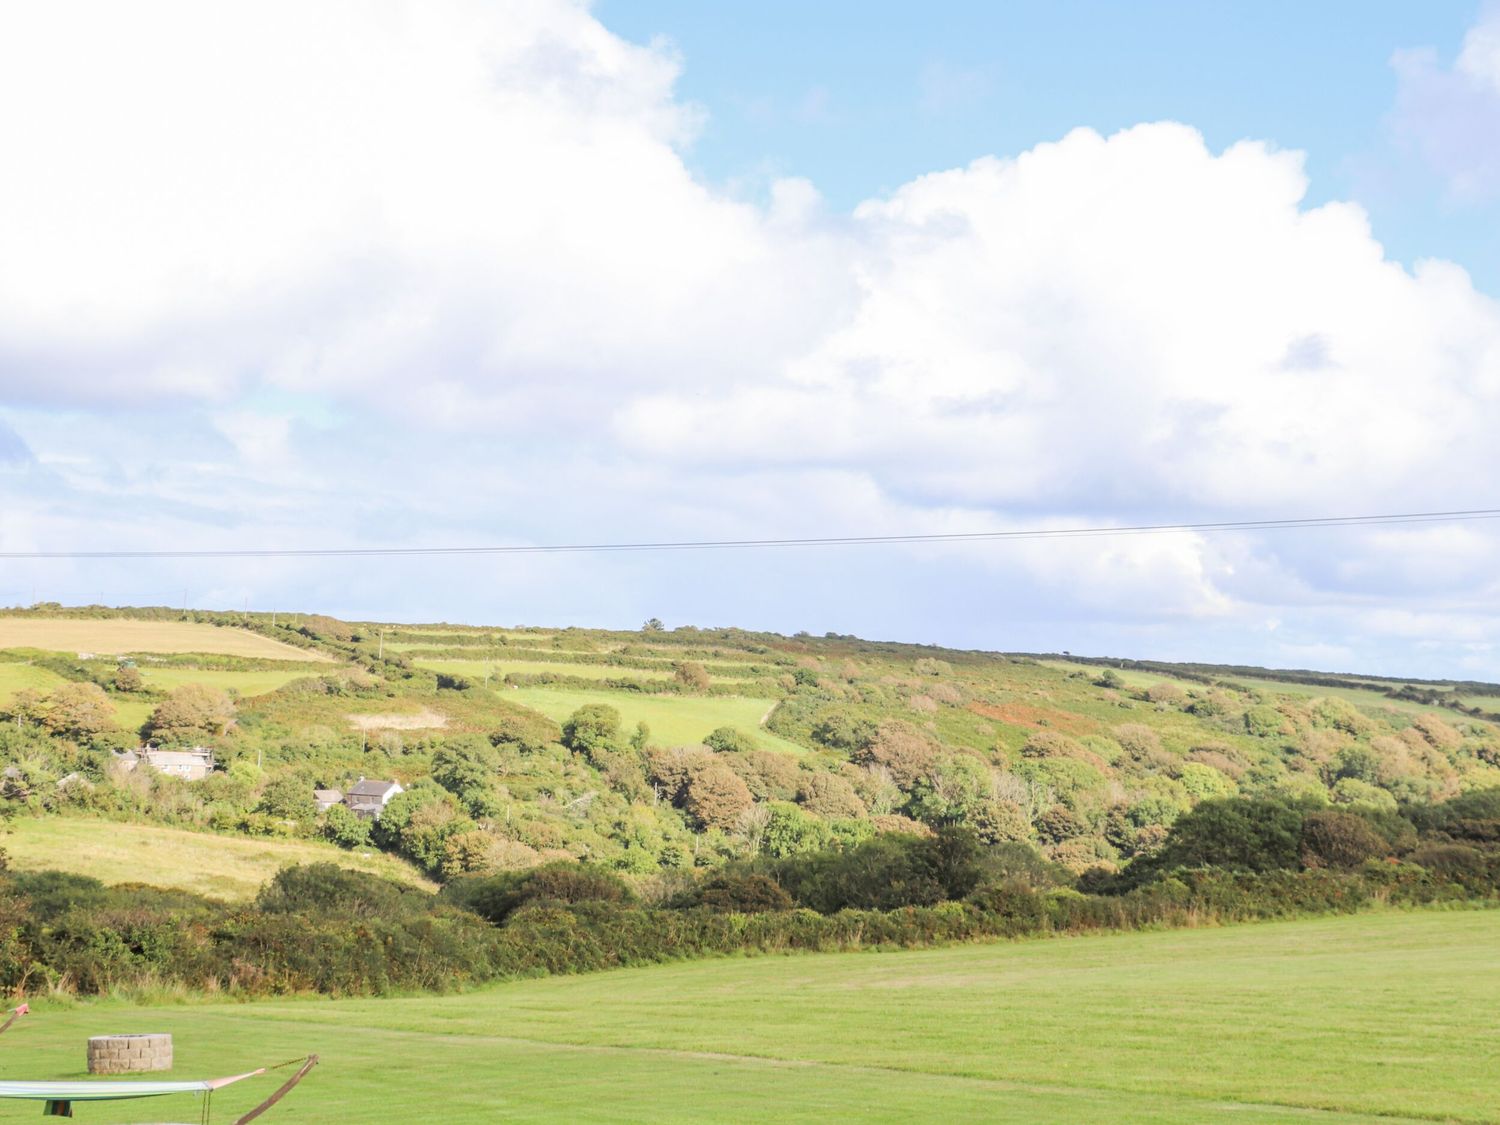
0,618,331,661
2,818,435,898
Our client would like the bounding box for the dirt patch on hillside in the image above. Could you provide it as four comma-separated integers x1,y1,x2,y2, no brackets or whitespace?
967,701,1099,735
347,708,448,732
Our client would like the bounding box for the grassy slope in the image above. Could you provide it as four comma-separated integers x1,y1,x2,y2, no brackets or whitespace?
1,819,435,898
1043,659,1463,721
137,666,327,696
0,911,1493,1123
415,658,673,683
500,685,806,754
0,662,68,702
0,619,330,661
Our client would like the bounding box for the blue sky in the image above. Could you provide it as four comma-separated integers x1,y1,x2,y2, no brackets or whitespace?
1,1,1500,678
604,2,1496,285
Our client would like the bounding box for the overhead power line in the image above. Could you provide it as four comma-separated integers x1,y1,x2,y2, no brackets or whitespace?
1,508,1498,560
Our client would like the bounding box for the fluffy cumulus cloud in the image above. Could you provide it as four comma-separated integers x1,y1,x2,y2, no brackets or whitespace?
1392,4,1500,198
2,0,1500,675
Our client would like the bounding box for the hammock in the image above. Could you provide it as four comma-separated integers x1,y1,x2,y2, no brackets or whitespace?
0,1054,318,1122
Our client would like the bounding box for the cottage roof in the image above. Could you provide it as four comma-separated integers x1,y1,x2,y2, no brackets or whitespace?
313,789,343,802
347,779,400,799
142,750,213,767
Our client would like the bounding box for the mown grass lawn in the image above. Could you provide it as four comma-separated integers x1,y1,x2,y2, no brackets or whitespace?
0,911,1493,1123
0,818,435,898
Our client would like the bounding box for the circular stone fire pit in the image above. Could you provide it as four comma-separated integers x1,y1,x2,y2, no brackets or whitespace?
87,1033,173,1073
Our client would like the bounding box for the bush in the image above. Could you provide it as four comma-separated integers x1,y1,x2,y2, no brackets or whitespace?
256,864,419,919
703,727,758,754
445,862,634,925
1300,811,1389,869
796,773,866,819
694,874,794,913
1152,797,1307,873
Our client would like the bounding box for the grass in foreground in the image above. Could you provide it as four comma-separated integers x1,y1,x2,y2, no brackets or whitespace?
0,619,329,662
1,819,435,898
501,685,805,754
0,911,1493,1123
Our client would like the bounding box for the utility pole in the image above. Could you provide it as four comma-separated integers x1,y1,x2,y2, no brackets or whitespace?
378,631,384,660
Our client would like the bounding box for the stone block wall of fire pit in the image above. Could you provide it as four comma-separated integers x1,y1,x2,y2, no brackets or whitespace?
87,1033,173,1073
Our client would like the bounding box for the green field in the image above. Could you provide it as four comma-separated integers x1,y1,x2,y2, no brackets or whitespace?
0,911,1492,1123
137,666,326,697
0,661,68,702
416,658,673,683
1,819,435,899
502,685,806,754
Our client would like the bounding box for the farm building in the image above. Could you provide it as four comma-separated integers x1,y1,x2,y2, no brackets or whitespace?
114,745,215,781
345,778,403,820
313,789,343,813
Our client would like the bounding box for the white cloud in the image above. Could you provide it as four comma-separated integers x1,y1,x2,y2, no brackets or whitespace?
0,0,846,416
2,1,1500,673
1391,4,1500,198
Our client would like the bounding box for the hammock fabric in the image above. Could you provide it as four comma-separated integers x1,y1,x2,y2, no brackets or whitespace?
0,1055,317,1121
0,1072,264,1101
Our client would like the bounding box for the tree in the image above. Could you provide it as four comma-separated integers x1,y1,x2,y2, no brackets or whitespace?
641,618,665,633
761,802,832,857
111,665,145,693
323,803,372,848
561,704,621,758
432,736,501,797
258,775,316,821
673,662,711,692
42,683,117,741
682,765,754,831
796,772,866,819
6,688,45,728
851,720,939,790
147,684,235,744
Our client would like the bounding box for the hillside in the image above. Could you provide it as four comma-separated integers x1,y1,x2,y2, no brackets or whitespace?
1,819,434,898
0,606,1497,883
0,911,1492,1123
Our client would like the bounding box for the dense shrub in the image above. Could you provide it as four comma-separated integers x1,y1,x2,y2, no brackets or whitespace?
1300,811,1389,869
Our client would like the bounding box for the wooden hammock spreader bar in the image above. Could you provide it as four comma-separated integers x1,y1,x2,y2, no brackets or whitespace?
233,1055,318,1125
0,1004,30,1037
